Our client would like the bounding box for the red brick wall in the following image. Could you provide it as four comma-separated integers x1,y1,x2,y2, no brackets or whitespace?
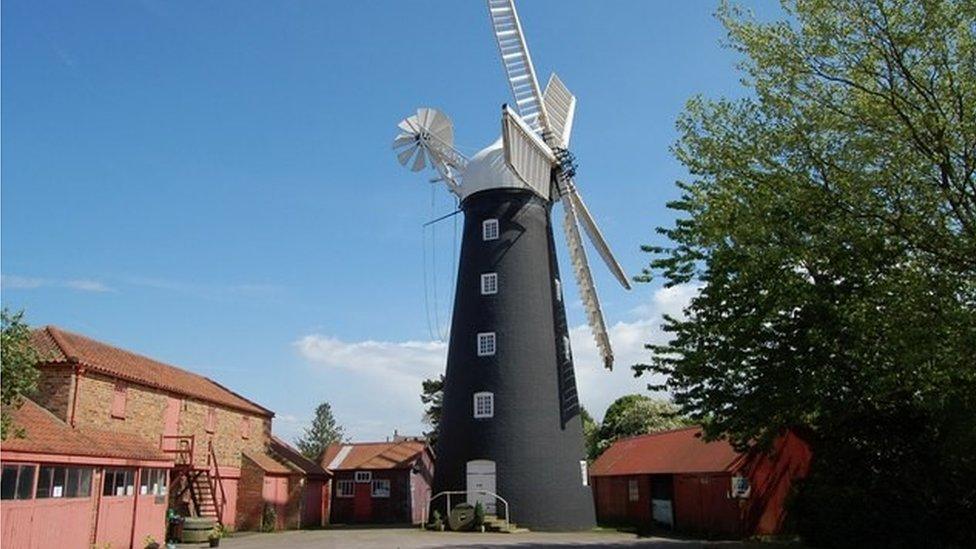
236,455,266,531
72,372,271,467
32,364,75,422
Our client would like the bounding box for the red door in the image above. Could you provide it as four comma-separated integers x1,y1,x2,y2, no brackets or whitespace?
353,482,372,522
161,397,181,458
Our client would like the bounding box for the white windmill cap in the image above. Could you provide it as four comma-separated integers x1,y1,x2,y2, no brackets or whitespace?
460,137,527,200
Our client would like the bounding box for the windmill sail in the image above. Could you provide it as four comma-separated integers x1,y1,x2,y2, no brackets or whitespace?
487,0,548,134
502,105,555,199
543,74,576,148
561,192,614,370
567,188,632,290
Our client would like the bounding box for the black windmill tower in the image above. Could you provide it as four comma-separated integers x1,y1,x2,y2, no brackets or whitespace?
392,0,631,531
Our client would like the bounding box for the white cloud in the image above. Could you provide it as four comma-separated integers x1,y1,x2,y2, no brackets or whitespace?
1,275,114,293
293,283,701,439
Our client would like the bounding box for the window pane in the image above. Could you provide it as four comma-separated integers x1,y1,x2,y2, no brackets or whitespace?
1,466,17,500
124,470,134,495
37,466,53,498
78,468,92,498
103,470,115,496
17,466,35,500
66,468,80,498
52,467,66,498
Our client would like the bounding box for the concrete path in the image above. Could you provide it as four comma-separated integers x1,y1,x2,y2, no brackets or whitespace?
184,528,755,549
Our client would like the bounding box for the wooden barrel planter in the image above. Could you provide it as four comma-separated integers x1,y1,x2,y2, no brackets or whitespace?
181,517,216,543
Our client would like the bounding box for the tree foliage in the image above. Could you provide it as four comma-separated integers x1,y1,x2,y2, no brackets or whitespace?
580,406,600,461
637,1,976,546
420,375,444,447
593,395,690,458
295,402,345,460
1,309,40,440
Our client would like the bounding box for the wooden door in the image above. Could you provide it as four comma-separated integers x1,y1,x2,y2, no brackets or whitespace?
353,482,372,522
466,460,496,514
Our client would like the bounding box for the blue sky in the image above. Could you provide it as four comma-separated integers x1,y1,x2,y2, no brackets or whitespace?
2,1,778,443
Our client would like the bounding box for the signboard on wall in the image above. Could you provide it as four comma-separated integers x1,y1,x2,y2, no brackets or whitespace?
730,475,751,498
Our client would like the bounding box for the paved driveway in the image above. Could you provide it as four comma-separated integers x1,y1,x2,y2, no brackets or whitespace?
191,528,756,549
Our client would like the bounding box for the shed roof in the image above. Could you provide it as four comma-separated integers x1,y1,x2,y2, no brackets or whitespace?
590,426,744,477
31,326,272,417
269,436,330,478
243,450,293,475
319,440,428,471
2,399,171,463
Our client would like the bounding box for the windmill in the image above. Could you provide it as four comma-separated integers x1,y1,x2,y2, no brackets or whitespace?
393,0,630,531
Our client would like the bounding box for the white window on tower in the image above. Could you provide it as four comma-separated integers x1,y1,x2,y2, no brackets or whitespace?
554,278,562,301
482,219,499,241
563,336,572,362
477,332,496,356
473,392,494,418
480,273,498,295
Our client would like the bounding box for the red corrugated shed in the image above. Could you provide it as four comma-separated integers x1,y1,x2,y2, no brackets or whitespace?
591,427,743,477
31,326,272,417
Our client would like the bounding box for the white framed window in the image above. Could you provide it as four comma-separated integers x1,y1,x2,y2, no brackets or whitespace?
580,460,589,487
354,471,372,483
371,479,391,498
628,479,639,502
336,479,354,498
482,219,499,241
554,278,562,301
480,273,498,295
562,336,572,362
473,392,494,418
477,332,496,356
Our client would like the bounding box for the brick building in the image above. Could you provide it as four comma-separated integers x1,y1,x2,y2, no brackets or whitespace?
1,325,328,548
589,427,812,538
1,399,173,548
320,440,433,525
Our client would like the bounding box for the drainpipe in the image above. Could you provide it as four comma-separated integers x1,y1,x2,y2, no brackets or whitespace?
70,365,85,427
91,468,103,546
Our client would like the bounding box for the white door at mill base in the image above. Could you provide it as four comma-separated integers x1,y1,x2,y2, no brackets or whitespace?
466,460,496,514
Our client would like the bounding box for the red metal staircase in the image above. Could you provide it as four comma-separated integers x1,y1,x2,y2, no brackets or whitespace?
162,435,227,527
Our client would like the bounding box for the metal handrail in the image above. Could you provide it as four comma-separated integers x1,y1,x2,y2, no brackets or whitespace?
207,440,227,525
426,490,510,530
160,434,194,466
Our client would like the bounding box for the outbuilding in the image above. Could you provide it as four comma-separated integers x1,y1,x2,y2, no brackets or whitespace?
1,399,174,548
320,440,433,525
589,426,811,538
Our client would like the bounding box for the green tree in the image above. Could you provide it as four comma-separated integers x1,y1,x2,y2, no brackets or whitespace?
579,406,599,461
1,309,41,440
420,375,444,446
637,1,976,546
594,395,690,458
295,402,345,460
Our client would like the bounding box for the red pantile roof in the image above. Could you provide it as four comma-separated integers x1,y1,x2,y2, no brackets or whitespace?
319,440,428,471
31,326,272,417
270,436,330,478
243,450,293,475
589,426,744,477
2,399,171,462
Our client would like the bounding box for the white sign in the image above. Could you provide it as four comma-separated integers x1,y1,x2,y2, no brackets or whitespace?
579,461,588,486
730,475,751,498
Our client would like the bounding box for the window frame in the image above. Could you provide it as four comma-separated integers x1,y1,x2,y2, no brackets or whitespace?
480,272,498,295
473,391,494,419
1,464,36,501
336,479,355,498
103,467,136,497
139,468,168,496
371,478,391,498
36,465,94,499
482,219,499,241
628,479,639,502
354,471,372,483
477,332,496,357
205,406,217,434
